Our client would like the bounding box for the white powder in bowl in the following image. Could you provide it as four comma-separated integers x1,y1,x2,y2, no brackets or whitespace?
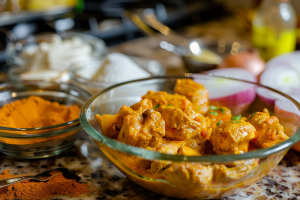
92,53,150,82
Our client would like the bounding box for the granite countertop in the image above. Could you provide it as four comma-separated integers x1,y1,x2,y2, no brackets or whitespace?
1,131,300,200
1,16,300,200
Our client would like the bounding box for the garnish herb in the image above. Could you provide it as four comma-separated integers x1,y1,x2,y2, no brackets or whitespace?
209,111,218,116
209,106,219,110
232,120,242,123
220,107,225,114
216,121,222,126
153,104,160,109
231,114,242,120
166,104,172,107
249,112,256,119
209,106,225,114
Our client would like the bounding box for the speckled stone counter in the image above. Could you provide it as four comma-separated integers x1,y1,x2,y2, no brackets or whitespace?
1,131,300,200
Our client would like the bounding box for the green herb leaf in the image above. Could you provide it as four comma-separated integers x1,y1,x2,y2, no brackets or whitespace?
209,106,219,110
166,104,172,107
153,104,160,109
232,120,242,123
249,112,256,119
209,111,218,116
220,107,226,114
231,114,242,120
216,121,222,126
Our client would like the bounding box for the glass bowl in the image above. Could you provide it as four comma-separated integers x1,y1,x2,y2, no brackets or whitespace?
6,32,107,83
69,56,166,94
79,75,300,199
0,81,91,159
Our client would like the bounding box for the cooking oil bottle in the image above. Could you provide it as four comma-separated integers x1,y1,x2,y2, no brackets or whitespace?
252,0,297,61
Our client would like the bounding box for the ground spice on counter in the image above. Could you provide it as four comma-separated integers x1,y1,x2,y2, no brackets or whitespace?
0,169,93,200
0,96,80,128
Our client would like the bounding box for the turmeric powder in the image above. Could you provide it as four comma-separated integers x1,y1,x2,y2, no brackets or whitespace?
0,169,93,200
0,96,80,128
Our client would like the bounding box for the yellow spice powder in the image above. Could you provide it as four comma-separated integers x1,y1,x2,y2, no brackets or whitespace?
0,96,80,128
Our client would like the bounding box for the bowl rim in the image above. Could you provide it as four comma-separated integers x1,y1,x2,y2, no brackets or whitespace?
0,81,91,138
80,75,300,162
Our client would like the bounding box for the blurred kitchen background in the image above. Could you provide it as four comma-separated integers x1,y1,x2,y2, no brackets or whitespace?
0,0,299,73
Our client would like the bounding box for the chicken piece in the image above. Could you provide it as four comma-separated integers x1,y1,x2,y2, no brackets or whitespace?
155,139,185,154
246,109,270,127
177,146,201,156
213,159,259,182
163,163,213,185
246,108,289,148
150,140,184,173
210,120,256,155
130,99,153,112
193,114,213,140
96,114,119,139
162,107,208,140
142,91,195,117
207,106,232,129
117,109,165,148
174,78,209,114
184,137,214,155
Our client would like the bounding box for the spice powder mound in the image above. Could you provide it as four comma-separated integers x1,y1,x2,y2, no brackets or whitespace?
0,169,93,200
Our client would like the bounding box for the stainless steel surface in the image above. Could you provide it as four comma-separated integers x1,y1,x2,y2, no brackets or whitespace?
0,168,80,188
0,7,73,26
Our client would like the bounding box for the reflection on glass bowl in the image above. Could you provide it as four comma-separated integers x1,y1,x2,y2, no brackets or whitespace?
80,75,300,199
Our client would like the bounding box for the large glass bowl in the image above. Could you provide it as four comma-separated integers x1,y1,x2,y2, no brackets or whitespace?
80,75,300,199
0,81,91,159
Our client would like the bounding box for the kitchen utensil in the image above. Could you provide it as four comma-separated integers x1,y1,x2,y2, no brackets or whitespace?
0,168,81,188
127,10,244,72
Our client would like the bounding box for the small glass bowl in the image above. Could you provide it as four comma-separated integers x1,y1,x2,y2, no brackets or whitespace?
80,75,300,199
0,81,91,159
69,56,166,94
6,32,107,83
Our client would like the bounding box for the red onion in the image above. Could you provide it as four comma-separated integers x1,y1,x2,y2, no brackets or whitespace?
218,51,266,77
191,68,256,115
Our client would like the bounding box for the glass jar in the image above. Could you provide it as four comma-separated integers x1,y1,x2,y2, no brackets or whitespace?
252,0,297,61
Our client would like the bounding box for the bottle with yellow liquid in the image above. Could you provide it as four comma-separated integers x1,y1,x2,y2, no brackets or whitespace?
252,0,297,61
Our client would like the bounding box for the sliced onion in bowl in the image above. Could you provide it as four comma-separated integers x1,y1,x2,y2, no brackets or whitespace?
191,68,257,114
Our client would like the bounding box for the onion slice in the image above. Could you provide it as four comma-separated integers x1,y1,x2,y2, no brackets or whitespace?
260,65,300,88
275,94,300,138
258,57,300,106
266,51,300,73
190,68,257,114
